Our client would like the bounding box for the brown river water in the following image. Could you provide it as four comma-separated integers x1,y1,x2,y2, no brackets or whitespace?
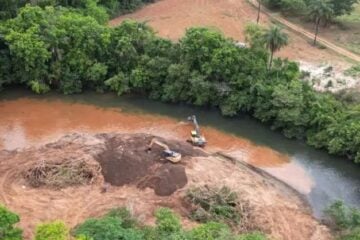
0,90,359,217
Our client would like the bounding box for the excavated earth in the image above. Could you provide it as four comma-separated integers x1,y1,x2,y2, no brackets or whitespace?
0,133,333,240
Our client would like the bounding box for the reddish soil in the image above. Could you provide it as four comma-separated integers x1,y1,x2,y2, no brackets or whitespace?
109,0,350,67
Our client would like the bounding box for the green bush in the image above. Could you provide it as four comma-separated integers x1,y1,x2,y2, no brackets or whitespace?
155,208,182,234
74,216,143,240
189,222,234,240
326,201,360,230
34,221,69,240
280,0,307,15
325,201,360,240
73,207,267,240
0,205,23,240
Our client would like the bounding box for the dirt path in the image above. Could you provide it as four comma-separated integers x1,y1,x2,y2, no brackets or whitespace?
0,133,333,240
247,0,360,63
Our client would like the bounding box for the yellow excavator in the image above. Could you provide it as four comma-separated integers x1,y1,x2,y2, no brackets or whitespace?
147,138,182,163
187,115,206,147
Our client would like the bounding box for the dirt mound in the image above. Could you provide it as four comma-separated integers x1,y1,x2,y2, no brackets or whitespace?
23,159,100,188
95,134,202,195
139,163,188,196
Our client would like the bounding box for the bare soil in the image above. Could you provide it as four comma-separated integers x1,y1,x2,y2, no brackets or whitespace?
0,133,332,240
110,0,351,68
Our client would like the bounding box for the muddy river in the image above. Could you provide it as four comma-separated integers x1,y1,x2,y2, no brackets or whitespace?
0,89,359,217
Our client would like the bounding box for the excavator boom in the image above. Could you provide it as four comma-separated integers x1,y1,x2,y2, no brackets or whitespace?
187,115,206,147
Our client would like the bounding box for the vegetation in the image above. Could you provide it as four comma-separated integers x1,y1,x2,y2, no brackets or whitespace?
325,201,360,239
0,3,359,164
265,0,359,18
0,205,23,240
262,25,288,68
308,0,334,45
0,0,153,21
73,207,267,240
35,221,69,240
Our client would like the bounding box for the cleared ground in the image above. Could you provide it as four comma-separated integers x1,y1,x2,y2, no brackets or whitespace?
0,133,332,240
109,0,351,67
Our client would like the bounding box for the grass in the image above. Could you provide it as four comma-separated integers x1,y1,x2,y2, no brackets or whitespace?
337,4,360,23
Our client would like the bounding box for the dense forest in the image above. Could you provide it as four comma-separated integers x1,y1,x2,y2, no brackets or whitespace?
0,0,359,164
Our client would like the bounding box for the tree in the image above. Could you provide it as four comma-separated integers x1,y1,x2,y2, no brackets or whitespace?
0,205,23,240
308,0,334,45
262,25,288,69
329,0,359,17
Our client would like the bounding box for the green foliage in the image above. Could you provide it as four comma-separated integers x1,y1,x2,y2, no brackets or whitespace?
74,207,266,240
278,0,307,15
345,65,360,77
155,208,182,234
262,25,288,69
35,221,69,240
325,201,360,240
0,205,23,240
308,0,335,23
74,215,144,240
329,0,359,17
326,201,360,229
189,222,234,240
265,0,358,18
244,23,266,49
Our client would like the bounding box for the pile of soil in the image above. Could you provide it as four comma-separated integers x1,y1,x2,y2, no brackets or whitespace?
138,163,188,196
95,134,204,196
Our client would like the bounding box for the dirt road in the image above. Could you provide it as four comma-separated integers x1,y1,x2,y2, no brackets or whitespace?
247,0,360,62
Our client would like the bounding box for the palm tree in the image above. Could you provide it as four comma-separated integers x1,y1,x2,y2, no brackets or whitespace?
308,0,334,45
262,25,288,69
256,0,262,24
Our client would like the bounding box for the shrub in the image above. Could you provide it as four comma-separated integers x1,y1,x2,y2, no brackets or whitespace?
155,208,182,234
34,221,68,240
189,222,234,240
280,0,307,15
105,207,138,229
0,205,23,240
73,212,143,240
325,201,360,230
325,201,360,239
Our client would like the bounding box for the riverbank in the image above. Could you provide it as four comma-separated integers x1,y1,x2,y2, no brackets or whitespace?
0,132,332,240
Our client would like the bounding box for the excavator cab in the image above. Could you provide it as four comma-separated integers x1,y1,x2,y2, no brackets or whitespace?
187,115,206,147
